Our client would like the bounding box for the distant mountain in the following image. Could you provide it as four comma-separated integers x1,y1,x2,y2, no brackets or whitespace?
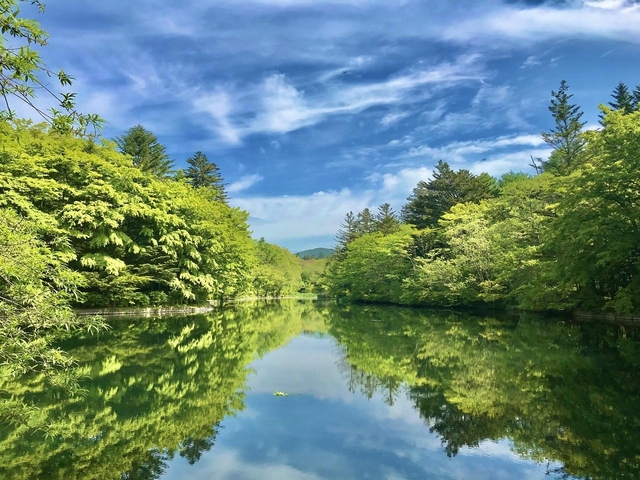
296,247,334,259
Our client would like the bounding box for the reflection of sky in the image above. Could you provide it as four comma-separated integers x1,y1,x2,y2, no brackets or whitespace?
161,335,559,480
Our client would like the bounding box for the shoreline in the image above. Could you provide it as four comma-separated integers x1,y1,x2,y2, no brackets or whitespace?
74,295,321,317
75,296,640,326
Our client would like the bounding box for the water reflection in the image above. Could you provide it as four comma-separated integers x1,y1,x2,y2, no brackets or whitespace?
0,300,638,480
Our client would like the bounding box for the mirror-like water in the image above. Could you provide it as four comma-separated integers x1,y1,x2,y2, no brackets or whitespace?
1,300,638,480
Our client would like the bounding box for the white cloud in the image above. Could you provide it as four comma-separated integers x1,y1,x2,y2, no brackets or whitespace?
194,90,243,145
196,55,485,143
443,2,640,44
469,147,553,176
318,55,375,83
228,174,264,194
584,0,629,9
520,55,542,69
404,134,545,164
380,111,412,127
368,167,433,199
193,448,325,480
231,188,375,243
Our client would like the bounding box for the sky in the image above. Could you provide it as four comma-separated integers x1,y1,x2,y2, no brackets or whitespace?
26,0,640,252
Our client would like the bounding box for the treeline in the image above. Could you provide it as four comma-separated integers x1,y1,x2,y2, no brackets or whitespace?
327,81,640,313
0,123,303,308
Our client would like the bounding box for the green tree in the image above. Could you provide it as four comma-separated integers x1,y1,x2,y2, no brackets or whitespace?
115,125,173,177
356,208,376,234
0,122,255,307
374,203,400,235
541,80,586,175
550,108,640,312
0,0,103,136
609,82,634,114
633,84,640,110
251,239,302,297
0,207,106,425
402,161,497,228
327,227,415,303
335,211,360,254
185,151,227,200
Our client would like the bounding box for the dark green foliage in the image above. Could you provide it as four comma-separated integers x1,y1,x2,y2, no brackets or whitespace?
115,125,173,177
609,82,635,114
356,208,376,234
185,151,227,200
401,160,498,228
375,203,401,235
296,247,334,259
335,211,361,254
633,84,640,110
542,80,586,175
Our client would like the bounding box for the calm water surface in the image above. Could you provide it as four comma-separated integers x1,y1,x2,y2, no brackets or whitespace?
1,300,639,479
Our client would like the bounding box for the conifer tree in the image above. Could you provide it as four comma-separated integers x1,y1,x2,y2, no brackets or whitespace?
402,161,497,228
335,212,360,253
115,125,173,177
185,151,227,201
541,80,586,175
632,84,640,111
609,82,634,114
357,208,376,235
375,203,401,235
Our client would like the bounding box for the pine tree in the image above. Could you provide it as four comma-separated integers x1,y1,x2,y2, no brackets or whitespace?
335,211,360,253
357,208,376,235
185,151,227,201
541,80,586,175
401,161,496,228
375,203,400,235
609,82,634,114
115,125,173,177
632,84,640,111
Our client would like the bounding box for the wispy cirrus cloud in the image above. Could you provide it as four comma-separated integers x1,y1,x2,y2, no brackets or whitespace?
195,55,486,144
403,134,546,163
228,174,264,194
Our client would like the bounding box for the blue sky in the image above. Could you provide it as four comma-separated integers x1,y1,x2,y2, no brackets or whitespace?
29,0,640,251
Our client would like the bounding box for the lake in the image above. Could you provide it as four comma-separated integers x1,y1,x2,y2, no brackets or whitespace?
1,300,638,480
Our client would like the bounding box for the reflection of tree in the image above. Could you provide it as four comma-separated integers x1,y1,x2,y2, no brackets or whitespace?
0,301,326,480
327,304,640,480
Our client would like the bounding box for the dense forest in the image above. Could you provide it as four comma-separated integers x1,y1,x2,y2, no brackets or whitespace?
327,81,640,314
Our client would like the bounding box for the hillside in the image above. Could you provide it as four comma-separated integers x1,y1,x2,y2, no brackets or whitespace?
296,247,334,259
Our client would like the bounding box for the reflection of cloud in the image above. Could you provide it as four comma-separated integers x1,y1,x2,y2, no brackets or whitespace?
247,336,360,403
188,449,325,480
159,332,569,480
